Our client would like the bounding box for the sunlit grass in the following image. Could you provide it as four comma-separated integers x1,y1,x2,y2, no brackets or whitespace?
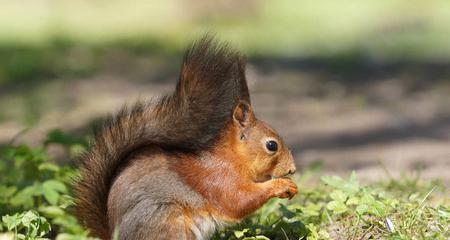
0,0,450,60
215,170,449,239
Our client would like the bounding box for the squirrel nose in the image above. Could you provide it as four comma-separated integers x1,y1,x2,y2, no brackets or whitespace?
288,161,297,175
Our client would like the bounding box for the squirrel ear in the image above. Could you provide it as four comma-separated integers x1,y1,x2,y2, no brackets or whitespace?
233,101,254,128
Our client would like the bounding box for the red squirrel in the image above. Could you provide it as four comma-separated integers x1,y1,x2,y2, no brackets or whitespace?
73,36,298,240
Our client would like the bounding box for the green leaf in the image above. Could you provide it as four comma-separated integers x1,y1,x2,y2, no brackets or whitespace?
344,171,360,195
302,203,321,217
38,163,60,172
39,206,65,217
58,194,75,209
41,180,68,205
356,204,369,215
326,201,348,214
274,217,309,239
321,172,360,195
0,185,17,198
346,196,359,205
10,186,39,207
2,213,21,231
370,201,386,217
43,180,68,193
38,217,51,236
42,188,60,205
2,211,51,239
321,175,344,188
279,204,297,219
234,228,249,238
360,193,375,205
330,190,348,202
21,211,39,226
243,236,270,240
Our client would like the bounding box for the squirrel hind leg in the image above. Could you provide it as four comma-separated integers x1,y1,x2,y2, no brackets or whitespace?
107,148,210,239
117,202,197,240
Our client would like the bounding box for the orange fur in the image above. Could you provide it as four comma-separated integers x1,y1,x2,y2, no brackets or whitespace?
173,121,298,221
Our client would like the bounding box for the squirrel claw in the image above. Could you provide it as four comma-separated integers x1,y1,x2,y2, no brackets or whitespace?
269,178,298,199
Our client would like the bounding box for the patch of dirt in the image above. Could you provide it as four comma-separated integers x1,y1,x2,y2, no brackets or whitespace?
1,56,450,184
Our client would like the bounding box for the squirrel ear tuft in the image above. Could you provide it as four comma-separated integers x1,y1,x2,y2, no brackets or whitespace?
233,101,254,128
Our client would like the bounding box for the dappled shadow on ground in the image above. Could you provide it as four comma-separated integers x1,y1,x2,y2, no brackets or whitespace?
292,113,450,151
1,52,449,183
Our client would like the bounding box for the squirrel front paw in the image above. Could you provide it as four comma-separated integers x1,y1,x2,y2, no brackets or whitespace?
268,178,298,199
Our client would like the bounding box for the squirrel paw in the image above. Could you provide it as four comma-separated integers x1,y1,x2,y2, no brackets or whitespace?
269,178,298,199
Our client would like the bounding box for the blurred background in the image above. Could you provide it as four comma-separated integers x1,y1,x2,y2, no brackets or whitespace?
1,0,450,183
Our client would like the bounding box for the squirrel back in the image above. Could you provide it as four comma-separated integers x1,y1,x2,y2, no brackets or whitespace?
73,36,249,238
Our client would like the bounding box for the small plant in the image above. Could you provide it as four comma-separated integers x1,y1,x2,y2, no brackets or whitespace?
2,210,50,240
0,129,90,239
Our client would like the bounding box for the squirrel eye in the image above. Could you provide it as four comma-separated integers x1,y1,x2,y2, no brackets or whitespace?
265,140,278,152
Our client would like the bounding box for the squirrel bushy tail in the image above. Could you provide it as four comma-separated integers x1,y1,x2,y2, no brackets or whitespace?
73,36,250,238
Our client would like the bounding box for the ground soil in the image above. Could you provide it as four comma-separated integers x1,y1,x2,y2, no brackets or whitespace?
1,56,449,184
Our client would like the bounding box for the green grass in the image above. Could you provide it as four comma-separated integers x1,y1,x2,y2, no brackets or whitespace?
0,130,448,239
215,172,449,239
0,131,90,240
1,0,450,60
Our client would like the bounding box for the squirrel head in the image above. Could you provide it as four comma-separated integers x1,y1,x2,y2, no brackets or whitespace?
175,35,295,182
230,101,296,182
